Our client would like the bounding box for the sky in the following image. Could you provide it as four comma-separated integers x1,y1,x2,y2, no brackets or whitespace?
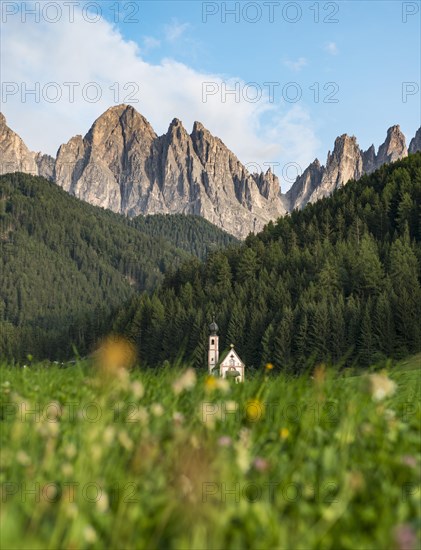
1,0,420,191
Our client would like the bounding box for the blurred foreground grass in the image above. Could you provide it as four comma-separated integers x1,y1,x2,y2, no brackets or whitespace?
0,354,420,549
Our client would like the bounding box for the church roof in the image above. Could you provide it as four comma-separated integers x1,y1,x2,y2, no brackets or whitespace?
217,346,244,367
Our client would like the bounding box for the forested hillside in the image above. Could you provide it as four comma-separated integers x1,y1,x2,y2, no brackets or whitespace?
131,214,236,259
0,173,236,360
116,153,421,370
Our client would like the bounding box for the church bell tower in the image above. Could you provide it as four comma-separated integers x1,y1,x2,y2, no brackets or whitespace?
208,319,219,374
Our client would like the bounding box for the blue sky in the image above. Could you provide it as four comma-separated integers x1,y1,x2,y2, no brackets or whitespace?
2,0,420,190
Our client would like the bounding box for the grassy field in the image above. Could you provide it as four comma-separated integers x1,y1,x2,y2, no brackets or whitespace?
0,352,420,550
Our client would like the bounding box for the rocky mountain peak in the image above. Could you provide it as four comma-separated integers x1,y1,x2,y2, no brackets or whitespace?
1,105,420,238
409,127,421,154
376,125,407,165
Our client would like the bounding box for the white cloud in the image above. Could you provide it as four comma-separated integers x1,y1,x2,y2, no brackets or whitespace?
143,36,161,51
1,7,319,191
164,19,189,42
325,42,339,55
283,57,307,72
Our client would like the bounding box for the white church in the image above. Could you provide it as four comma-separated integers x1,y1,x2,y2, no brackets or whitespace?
208,320,245,382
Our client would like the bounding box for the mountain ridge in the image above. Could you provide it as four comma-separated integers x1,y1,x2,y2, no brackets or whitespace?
1,106,420,238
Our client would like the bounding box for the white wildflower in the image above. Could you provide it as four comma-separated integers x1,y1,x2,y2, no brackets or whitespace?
172,368,197,395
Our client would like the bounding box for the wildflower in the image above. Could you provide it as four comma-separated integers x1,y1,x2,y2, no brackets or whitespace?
44,401,62,421
150,403,164,417
252,457,269,472
218,436,232,447
84,526,98,544
131,380,144,399
394,523,417,550
172,368,197,395
91,444,102,462
37,420,59,438
173,411,184,425
265,363,274,371
234,432,251,473
245,399,264,422
16,450,31,466
401,455,417,469
367,373,397,402
64,503,78,519
280,427,290,440
61,463,74,478
64,443,77,459
204,376,229,393
96,492,109,513
103,425,115,446
131,406,149,425
43,484,58,501
94,335,136,374
118,430,133,451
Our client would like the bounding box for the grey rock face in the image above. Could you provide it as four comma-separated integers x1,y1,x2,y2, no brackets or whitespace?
308,135,363,204
362,145,377,174
0,112,38,175
1,106,419,237
376,125,407,166
409,127,421,153
285,159,323,211
52,105,286,238
288,125,414,212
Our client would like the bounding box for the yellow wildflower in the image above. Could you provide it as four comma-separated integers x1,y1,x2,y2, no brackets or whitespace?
280,427,290,440
245,399,264,422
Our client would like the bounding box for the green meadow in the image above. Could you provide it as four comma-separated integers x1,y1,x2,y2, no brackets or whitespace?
1,355,420,550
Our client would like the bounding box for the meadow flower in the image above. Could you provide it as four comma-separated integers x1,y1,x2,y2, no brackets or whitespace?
252,456,269,472
173,411,185,425
150,403,164,417
393,523,417,550
401,455,417,469
245,399,264,422
16,450,31,466
64,503,78,519
131,380,144,399
94,335,136,374
217,435,232,447
118,430,134,451
37,420,59,438
280,427,290,440
84,526,98,544
131,406,149,425
367,373,397,401
44,401,62,421
64,442,77,459
172,368,197,394
43,484,58,501
265,363,274,371
61,462,74,477
103,425,115,446
235,444,250,473
204,376,229,393
96,492,109,513
91,444,103,462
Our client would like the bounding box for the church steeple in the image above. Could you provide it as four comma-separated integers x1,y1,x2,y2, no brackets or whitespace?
208,318,219,373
